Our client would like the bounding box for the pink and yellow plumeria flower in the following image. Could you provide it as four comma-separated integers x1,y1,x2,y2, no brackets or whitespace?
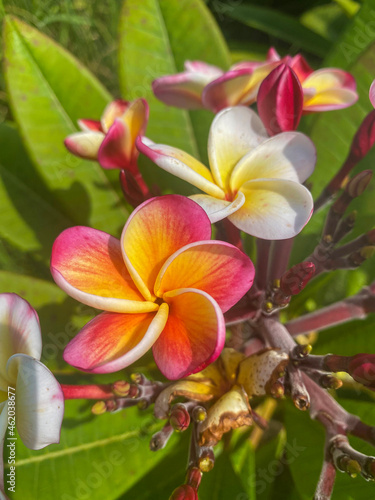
64,98,148,174
152,48,280,113
288,54,357,112
51,195,254,380
0,294,64,500
137,107,315,240
152,49,357,114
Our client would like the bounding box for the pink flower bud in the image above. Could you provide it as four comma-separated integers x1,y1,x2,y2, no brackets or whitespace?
169,485,198,500
257,64,304,136
280,262,315,296
348,354,375,389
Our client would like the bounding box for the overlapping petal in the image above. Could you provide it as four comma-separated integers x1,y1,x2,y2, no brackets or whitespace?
6,354,64,450
77,119,102,132
152,61,223,109
51,226,156,313
189,191,245,224
230,179,313,239
64,131,104,160
153,289,225,379
0,294,41,390
136,137,224,198
230,132,316,192
100,99,129,133
208,106,268,190
63,305,168,373
154,241,254,312
121,196,213,300
152,73,208,110
302,68,357,111
98,99,148,173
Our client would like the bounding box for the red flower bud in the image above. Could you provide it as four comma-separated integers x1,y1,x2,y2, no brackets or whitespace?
348,354,375,389
257,64,304,136
169,485,198,500
280,262,315,296
348,110,375,164
170,403,191,432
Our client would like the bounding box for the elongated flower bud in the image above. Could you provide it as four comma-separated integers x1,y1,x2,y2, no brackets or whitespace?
280,262,315,296
257,64,304,135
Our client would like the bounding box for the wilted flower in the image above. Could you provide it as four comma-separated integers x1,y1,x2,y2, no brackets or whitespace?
137,106,315,239
51,195,254,380
0,294,64,499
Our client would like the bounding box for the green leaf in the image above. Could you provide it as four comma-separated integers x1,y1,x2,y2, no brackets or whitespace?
118,0,230,191
0,122,70,265
292,0,375,287
225,5,331,57
300,4,349,42
3,15,128,234
284,399,375,500
7,402,170,500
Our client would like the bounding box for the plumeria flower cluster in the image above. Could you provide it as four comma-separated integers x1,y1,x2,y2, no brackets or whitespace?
3,48,375,500
153,48,357,115
0,294,64,500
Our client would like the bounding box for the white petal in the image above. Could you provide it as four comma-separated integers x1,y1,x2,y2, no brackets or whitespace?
229,179,313,239
0,294,42,390
6,354,64,450
189,191,245,223
208,106,268,190
230,132,316,192
136,137,224,198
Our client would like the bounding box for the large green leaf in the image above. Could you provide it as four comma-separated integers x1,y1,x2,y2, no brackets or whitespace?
0,122,70,266
3,16,128,234
118,0,230,191
225,4,331,57
6,402,171,500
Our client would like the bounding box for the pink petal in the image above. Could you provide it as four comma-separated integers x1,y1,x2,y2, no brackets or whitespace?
78,119,102,132
289,54,314,82
155,240,254,312
153,289,225,380
202,68,254,112
51,226,156,313
121,195,212,301
370,80,375,108
152,73,207,109
98,119,137,172
63,305,168,373
184,60,223,79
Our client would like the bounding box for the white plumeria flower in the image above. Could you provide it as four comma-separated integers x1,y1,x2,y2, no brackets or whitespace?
137,106,315,240
0,294,64,499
